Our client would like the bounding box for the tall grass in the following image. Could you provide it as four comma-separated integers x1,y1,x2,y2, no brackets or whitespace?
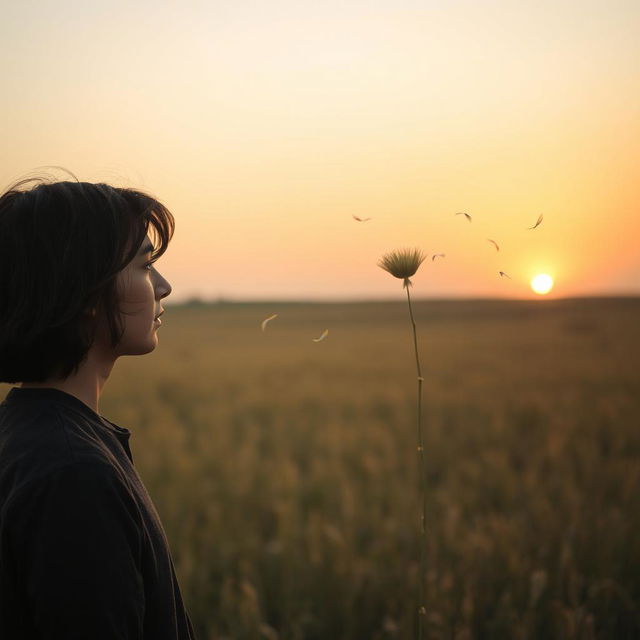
5,298,638,639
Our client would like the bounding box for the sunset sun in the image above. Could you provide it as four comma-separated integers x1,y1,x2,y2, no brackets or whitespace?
531,273,554,295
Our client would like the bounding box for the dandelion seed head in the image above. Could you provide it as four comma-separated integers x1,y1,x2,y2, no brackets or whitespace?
377,247,427,289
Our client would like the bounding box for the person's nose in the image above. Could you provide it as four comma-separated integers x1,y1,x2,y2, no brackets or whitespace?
154,269,172,300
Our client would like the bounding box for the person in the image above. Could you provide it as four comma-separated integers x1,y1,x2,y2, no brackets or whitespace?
0,171,197,639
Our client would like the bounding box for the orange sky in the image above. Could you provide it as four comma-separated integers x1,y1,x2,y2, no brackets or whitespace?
1,0,638,301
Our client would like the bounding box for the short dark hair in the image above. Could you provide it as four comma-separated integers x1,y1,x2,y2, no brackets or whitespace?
0,171,175,383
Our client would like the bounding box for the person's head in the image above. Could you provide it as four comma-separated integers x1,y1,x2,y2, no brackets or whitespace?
0,171,174,384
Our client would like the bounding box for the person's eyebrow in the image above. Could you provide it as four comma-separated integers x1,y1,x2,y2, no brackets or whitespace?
137,241,154,257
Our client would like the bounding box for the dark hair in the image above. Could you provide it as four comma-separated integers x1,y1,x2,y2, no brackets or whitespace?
0,170,175,383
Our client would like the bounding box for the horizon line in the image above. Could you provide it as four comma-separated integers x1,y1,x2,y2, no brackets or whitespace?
165,293,640,306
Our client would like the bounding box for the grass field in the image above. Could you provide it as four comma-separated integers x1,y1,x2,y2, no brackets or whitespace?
5,297,639,639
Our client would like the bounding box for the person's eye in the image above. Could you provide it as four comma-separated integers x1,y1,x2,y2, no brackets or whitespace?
144,261,155,271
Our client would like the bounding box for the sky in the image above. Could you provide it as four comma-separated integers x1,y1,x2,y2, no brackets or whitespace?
1,0,638,302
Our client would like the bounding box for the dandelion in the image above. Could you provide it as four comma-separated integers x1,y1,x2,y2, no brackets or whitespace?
378,247,428,639
377,247,427,290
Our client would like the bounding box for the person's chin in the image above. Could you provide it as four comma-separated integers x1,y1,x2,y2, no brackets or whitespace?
124,335,158,356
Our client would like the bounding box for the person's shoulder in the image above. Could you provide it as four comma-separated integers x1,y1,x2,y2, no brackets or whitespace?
0,404,130,515
0,403,70,490
1,401,116,479
0,396,61,437
3,458,137,524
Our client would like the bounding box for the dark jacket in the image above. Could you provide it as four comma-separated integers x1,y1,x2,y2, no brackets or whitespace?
0,386,197,639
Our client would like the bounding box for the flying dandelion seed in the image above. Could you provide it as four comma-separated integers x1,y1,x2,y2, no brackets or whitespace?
455,212,472,222
261,314,278,331
432,253,445,261
352,215,372,222
487,239,500,251
499,271,511,279
528,214,543,230
312,329,329,342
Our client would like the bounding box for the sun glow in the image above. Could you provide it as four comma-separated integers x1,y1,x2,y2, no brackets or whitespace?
531,273,554,295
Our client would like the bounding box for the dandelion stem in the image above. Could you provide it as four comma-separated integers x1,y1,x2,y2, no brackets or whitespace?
378,247,428,637
405,285,427,639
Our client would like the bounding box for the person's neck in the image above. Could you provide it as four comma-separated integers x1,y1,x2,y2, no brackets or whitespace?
20,350,115,415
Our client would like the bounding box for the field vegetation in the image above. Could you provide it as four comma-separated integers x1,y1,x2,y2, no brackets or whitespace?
6,297,639,639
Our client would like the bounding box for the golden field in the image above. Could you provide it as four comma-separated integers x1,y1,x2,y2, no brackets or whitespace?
4,298,639,639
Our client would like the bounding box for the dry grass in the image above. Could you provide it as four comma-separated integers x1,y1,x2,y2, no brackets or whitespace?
6,297,639,639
